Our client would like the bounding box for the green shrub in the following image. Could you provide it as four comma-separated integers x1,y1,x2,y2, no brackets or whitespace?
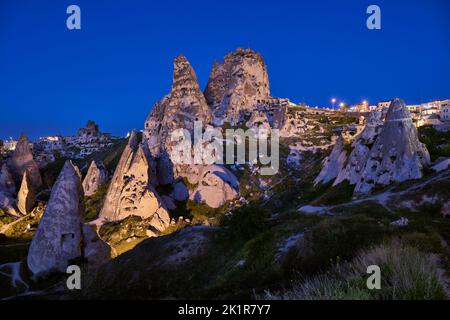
84,183,109,222
222,204,270,241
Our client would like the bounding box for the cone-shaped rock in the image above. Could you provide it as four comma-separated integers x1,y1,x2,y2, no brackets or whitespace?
99,131,170,231
17,171,35,215
8,133,42,189
27,161,84,276
334,110,384,186
82,160,109,196
143,54,212,157
314,136,347,185
355,98,430,193
204,48,271,125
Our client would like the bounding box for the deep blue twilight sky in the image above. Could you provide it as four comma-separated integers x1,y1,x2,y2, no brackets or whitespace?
0,0,449,140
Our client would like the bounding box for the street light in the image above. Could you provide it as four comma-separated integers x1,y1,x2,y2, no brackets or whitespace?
331,98,336,109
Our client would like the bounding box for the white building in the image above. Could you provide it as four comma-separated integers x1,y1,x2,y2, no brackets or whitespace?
421,100,448,116
441,101,450,121
2,139,17,151
377,101,391,110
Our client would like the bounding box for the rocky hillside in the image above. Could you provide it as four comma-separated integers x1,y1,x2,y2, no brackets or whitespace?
0,48,449,300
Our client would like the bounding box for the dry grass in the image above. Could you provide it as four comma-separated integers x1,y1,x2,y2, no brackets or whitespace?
259,241,448,300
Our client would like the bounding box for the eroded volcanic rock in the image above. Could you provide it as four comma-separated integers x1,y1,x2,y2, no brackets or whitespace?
82,160,109,196
17,171,35,215
314,136,347,185
8,134,42,189
355,98,430,193
27,161,84,276
143,54,212,157
0,163,16,195
99,131,170,231
179,165,239,208
334,110,384,186
204,48,271,125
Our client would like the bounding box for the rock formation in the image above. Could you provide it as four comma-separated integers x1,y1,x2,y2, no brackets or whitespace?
204,48,271,125
17,171,35,215
0,191,17,215
82,224,112,270
170,181,189,201
99,131,170,231
76,120,107,143
0,163,16,195
355,99,430,193
8,134,42,189
314,136,347,185
334,110,384,185
27,161,84,276
277,108,307,137
179,165,239,208
245,111,271,138
82,160,109,196
143,54,212,158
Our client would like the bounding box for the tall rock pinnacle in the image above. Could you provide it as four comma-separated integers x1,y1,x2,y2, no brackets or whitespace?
82,160,109,196
99,131,170,231
143,54,212,157
204,48,271,125
8,133,42,189
314,136,347,185
17,171,35,215
27,161,84,276
355,98,430,193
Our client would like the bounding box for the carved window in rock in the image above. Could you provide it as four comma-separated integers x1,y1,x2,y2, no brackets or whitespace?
61,233,76,253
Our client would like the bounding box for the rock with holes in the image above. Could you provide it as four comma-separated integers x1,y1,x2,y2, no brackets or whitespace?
82,160,109,196
355,98,430,193
99,131,170,231
27,161,84,276
245,111,271,138
334,111,384,186
204,48,271,125
143,54,212,158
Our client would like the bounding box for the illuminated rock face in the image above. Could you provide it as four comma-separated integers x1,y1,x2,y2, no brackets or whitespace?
17,171,35,215
355,99,430,193
82,160,109,196
334,110,384,186
27,161,84,276
179,165,239,208
99,131,170,231
8,134,42,189
143,54,212,158
204,48,271,125
314,136,347,185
